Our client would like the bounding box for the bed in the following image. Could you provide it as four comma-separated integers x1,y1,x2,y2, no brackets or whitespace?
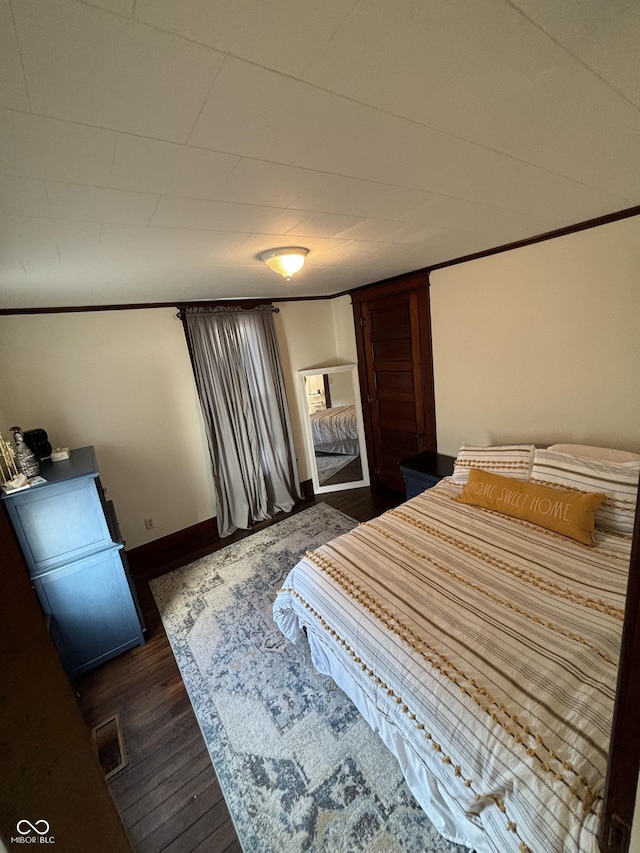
309,404,359,455
274,444,640,852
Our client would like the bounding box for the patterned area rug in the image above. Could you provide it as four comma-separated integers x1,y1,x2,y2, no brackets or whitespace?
315,452,358,484
151,504,468,853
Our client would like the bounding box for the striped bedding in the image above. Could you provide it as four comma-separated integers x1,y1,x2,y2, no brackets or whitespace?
309,405,358,453
273,478,631,852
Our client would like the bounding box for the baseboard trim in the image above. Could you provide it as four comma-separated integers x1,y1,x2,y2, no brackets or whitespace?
127,482,315,580
127,516,220,580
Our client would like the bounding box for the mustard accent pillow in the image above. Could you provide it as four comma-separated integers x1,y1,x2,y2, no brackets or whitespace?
455,468,606,545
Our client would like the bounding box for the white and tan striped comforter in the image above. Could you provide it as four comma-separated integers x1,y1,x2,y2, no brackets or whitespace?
310,405,358,451
273,479,631,853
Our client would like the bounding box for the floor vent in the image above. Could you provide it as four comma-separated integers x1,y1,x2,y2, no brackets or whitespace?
92,713,128,779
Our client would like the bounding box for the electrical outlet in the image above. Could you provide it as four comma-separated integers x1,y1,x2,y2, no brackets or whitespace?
144,517,155,530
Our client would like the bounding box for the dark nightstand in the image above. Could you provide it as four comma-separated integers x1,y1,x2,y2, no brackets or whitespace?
399,451,456,499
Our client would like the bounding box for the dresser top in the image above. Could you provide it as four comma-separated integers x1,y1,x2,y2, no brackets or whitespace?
1,446,98,500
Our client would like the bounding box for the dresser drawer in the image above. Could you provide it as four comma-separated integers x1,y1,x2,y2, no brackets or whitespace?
402,470,441,498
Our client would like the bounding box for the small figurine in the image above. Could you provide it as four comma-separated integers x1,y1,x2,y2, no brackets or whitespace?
10,426,40,478
0,431,19,482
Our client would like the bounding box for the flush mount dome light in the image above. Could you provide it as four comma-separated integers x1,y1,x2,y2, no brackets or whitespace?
258,247,309,281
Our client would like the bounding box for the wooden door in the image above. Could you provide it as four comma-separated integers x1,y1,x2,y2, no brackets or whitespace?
353,276,436,492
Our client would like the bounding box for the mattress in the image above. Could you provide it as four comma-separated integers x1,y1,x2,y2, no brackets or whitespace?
273,478,631,852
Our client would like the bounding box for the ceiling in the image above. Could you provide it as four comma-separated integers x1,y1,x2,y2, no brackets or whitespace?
2,0,639,310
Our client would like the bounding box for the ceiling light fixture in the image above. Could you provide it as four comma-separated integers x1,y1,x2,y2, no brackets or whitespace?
258,247,309,281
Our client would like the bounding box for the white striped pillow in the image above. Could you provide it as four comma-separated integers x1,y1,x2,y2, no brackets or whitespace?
548,444,640,463
451,444,535,485
531,449,639,535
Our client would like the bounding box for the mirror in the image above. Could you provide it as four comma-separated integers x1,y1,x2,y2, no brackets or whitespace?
298,365,370,494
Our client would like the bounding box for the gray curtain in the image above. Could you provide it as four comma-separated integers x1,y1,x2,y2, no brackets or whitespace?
184,305,302,537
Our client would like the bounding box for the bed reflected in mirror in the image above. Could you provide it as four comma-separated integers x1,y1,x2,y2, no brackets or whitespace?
298,365,369,494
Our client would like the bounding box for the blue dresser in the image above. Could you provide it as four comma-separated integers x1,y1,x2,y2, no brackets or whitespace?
2,446,145,678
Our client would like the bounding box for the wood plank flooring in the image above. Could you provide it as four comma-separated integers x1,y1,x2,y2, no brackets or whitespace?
78,486,403,852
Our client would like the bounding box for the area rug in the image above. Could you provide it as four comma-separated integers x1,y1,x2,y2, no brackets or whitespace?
151,504,468,853
315,452,358,485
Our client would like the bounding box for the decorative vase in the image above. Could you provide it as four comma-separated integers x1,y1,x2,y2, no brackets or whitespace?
11,426,40,477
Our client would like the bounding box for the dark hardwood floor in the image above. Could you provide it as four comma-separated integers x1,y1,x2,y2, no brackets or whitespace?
320,453,363,486
78,485,403,852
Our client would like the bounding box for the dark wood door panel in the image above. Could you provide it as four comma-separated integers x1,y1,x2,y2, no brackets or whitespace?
369,301,410,328
379,428,420,454
374,371,415,396
371,338,413,361
371,361,414,378
377,399,417,425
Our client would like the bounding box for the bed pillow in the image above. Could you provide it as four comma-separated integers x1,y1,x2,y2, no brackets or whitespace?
531,449,639,535
547,444,640,463
456,468,605,545
451,443,535,485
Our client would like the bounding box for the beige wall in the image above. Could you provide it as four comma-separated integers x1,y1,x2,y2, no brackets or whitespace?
430,215,640,457
331,294,358,362
0,398,9,480
0,309,214,548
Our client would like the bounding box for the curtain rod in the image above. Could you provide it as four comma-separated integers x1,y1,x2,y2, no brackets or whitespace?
176,305,280,319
